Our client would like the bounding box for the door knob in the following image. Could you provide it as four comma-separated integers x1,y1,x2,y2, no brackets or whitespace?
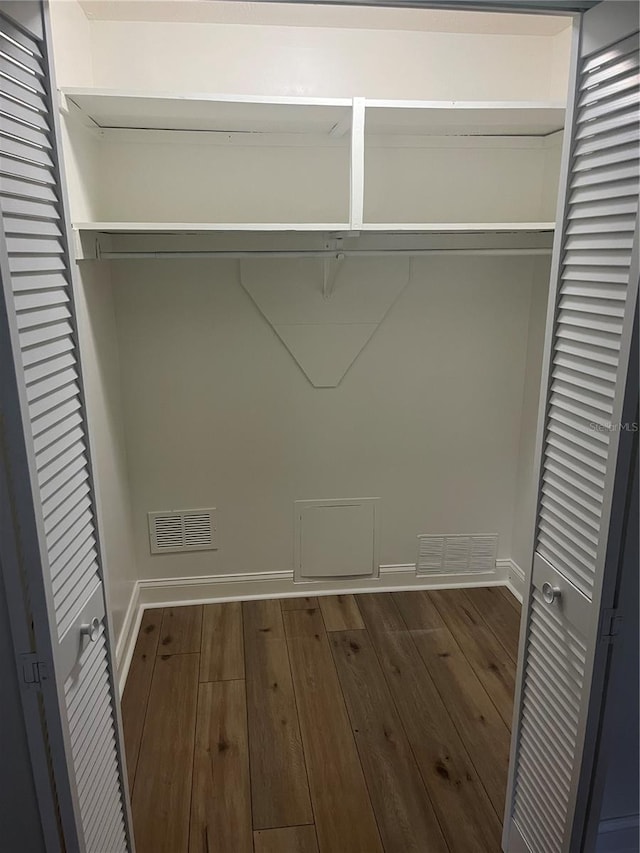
542,582,561,605
80,617,100,643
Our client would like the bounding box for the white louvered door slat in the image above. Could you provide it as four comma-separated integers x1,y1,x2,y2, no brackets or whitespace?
505,6,639,853
0,3,132,852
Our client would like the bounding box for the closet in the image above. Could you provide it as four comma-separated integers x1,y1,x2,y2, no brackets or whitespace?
0,1,637,852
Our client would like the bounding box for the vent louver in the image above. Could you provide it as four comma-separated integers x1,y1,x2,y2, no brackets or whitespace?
417,534,498,575
148,508,217,554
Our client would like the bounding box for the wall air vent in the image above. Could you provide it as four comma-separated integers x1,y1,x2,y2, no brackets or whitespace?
417,533,498,575
148,508,217,554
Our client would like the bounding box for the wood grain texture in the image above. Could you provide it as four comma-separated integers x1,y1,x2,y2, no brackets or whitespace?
331,629,448,853
318,594,364,631
498,585,521,613
357,593,502,853
159,606,203,654
284,607,383,853
254,826,319,853
132,653,199,853
189,680,252,853
121,608,160,792
281,596,319,611
243,599,313,830
463,586,521,662
429,589,516,726
200,602,244,682
127,590,513,850
393,591,511,817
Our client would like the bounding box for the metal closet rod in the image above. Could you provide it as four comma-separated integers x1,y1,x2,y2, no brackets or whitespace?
99,247,552,259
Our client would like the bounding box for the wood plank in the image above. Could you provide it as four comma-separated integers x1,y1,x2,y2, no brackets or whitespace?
189,680,252,853
318,594,364,631
254,826,319,853
200,602,244,682
330,629,449,853
132,653,199,853
498,584,521,613
121,609,161,792
357,594,502,853
243,599,313,830
159,606,203,655
393,591,511,817
281,596,319,611
428,589,516,726
283,607,383,853
463,586,522,662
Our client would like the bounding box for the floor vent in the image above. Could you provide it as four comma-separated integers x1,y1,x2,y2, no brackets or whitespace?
148,508,217,554
417,533,498,575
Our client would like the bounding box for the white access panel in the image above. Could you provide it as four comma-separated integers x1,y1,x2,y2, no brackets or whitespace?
295,498,380,580
0,2,132,851
504,4,639,852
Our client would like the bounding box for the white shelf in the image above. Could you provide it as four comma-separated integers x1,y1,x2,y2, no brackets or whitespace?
61,89,564,138
73,222,353,233
365,100,565,136
361,222,555,232
61,89,352,134
63,91,564,234
74,221,554,235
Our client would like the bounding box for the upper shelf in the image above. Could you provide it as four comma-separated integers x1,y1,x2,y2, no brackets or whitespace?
365,100,565,137
74,221,555,235
61,88,564,137
61,89,352,134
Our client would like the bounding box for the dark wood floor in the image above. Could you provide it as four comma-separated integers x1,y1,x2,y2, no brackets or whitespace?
122,588,521,853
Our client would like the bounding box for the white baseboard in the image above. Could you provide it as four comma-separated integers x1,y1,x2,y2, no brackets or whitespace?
379,563,416,574
114,582,142,697
500,558,526,603
597,816,640,853
116,559,513,692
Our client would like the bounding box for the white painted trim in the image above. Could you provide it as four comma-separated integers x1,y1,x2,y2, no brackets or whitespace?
597,816,640,853
139,569,292,588
349,97,365,230
74,222,352,233
114,583,142,697
117,558,516,691
74,221,555,237
379,563,416,574
360,222,555,232
365,98,565,111
60,87,352,110
499,558,526,603
137,558,509,606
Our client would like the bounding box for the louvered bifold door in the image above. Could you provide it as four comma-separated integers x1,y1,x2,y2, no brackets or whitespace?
504,4,639,853
0,3,132,851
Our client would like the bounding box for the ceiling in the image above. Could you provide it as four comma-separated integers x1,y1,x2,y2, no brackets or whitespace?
77,0,574,35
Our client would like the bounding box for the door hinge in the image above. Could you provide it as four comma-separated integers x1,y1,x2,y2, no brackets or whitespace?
600,609,622,642
20,653,49,690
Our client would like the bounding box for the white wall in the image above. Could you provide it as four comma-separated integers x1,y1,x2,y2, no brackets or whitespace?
50,0,570,100
113,256,535,580
97,135,350,224
365,140,555,224
49,0,93,86
88,20,569,101
511,257,551,575
74,263,137,640
48,0,561,596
